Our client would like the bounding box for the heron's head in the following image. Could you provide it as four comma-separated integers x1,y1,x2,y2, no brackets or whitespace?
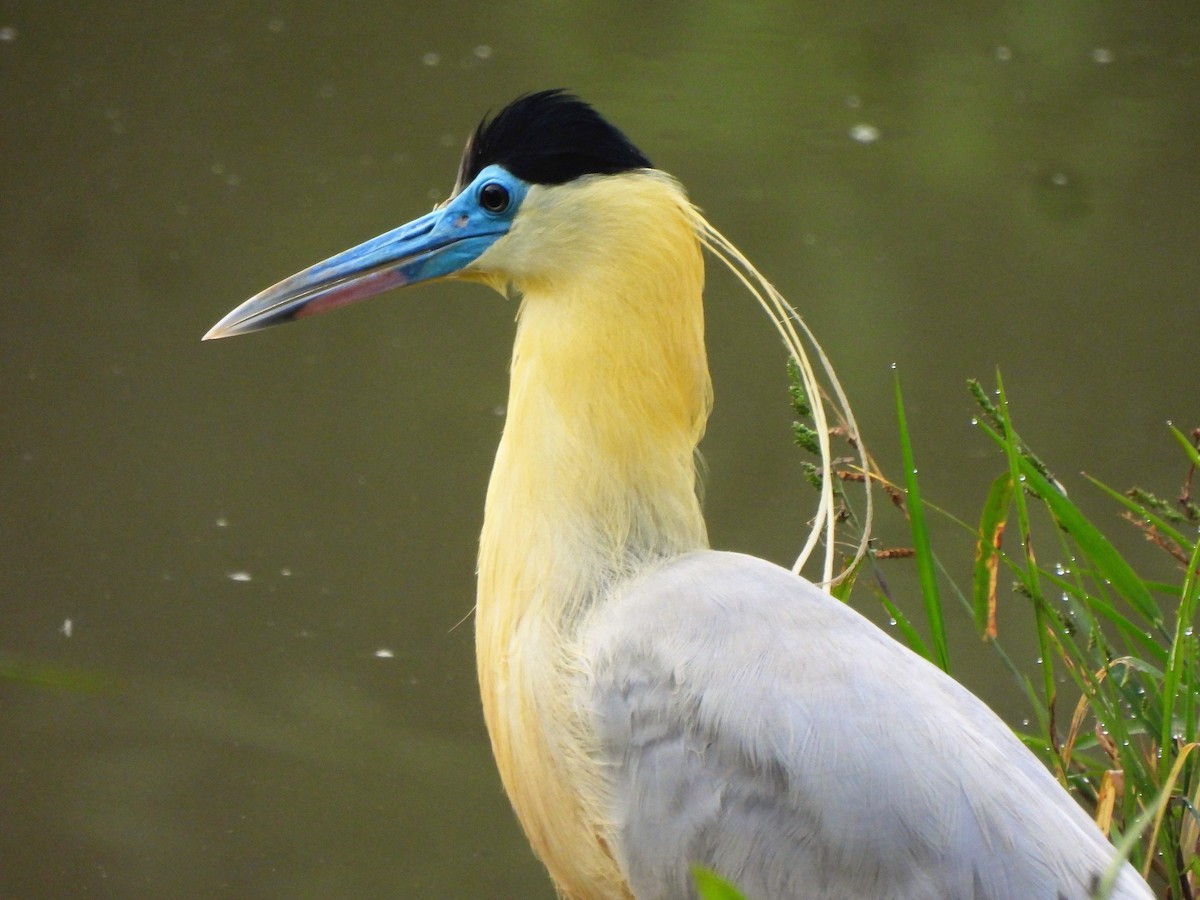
204,90,674,340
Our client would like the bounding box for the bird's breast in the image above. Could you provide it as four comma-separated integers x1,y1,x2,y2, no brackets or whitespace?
475,584,633,900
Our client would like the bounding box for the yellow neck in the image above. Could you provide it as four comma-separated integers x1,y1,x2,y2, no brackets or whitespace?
475,174,710,898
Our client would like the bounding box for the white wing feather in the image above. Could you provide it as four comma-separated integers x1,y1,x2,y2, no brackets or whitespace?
580,551,1152,900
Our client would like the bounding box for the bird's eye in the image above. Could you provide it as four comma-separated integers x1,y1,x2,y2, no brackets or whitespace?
479,182,510,213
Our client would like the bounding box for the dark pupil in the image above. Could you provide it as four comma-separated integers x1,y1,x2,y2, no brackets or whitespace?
480,182,509,212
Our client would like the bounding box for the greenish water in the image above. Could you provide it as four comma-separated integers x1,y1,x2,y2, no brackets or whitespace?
2,3,1196,897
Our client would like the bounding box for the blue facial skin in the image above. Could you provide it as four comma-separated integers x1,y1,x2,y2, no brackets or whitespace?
204,164,530,340
393,164,530,283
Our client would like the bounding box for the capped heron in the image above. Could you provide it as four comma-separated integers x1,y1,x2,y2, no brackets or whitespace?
206,91,1153,899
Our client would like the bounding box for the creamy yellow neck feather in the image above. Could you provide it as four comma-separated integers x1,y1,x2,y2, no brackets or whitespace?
474,173,710,898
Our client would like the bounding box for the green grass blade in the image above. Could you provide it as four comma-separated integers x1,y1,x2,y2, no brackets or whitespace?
830,550,865,603
895,375,950,672
1038,568,1167,664
1015,455,1160,625
973,472,1013,636
990,374,1058,723
1159,536,1200,776
1092,788,1168,898
972,411,1161,627
1169,423,1200,468
875,589,932,660
692,867,748,900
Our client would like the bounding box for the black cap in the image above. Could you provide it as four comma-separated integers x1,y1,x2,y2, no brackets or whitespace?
455,89,653,189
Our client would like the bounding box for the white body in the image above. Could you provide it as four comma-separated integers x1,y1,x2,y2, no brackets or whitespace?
583,551,1152,899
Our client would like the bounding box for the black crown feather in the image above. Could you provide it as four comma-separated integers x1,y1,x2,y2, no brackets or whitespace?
455,90,653,189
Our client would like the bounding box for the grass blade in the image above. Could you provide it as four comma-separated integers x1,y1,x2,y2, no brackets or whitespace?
971,412,1161,627
875,588,933,660
895,375,949,672
1015,455,1160,625
692,867,748,900
973,472,1013,638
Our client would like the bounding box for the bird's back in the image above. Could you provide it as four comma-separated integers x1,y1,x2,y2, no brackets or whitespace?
579,550,1152,900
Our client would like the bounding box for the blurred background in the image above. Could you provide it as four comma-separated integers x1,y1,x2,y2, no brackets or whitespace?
2,2,1197,897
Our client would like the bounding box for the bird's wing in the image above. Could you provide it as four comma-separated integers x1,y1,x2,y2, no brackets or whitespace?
579,550,1151,900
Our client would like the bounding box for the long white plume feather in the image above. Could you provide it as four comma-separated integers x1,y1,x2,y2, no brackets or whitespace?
692,214,872,586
